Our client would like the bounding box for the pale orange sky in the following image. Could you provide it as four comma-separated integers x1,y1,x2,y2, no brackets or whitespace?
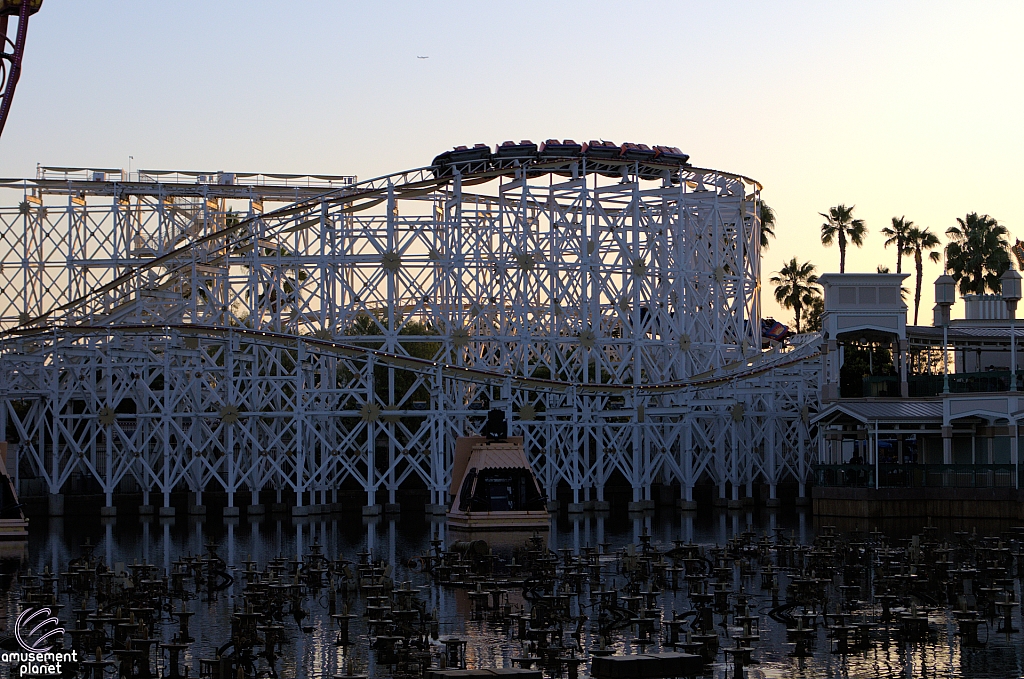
1,1,1021,326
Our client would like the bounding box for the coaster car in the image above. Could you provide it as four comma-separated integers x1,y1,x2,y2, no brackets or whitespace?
430,143,492,177
653,145,690,165
761,317,790,343
539,139,583,159
494,140,539,160
429,139,692,181
619,142,657,161
582,140,620,160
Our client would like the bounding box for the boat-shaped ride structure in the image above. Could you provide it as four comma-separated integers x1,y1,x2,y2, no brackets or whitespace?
447,411,549,534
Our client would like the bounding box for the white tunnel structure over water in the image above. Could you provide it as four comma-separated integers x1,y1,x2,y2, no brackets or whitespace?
0,153,820,511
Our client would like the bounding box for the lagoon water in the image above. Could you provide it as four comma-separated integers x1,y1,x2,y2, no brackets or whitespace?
10,507,1024,679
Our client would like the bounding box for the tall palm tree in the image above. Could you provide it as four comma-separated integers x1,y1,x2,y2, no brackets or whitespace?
945,212,1010,295
905,226,942,325
771,258,819,334
820,204,867,273
760,202,776,250
881,216,913,274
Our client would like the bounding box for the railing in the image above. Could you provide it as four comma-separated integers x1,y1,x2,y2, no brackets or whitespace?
944,371,1017,394
813,464,1019,489
908,374,944,397
862,376,899,398
815,464,875,487
851,372,1024,398
36,166,357,189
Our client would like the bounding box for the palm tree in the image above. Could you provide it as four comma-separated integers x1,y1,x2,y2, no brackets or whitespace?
881,216,913,274
760,202,776,250
905,226,942,325
771,258,819,334
820,204,867,273
945,212,1010,295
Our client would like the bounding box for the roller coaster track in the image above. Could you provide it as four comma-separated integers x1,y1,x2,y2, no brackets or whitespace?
3,156,813,398
7,322,820,398
6,157,758,332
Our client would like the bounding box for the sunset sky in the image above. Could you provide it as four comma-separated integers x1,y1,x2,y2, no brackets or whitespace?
2,1,1021,323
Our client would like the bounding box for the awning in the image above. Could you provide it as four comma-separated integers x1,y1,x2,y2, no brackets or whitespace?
468,443,531,471
812,401,943,425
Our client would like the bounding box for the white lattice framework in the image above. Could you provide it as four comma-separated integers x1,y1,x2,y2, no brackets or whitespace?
0,159,820,510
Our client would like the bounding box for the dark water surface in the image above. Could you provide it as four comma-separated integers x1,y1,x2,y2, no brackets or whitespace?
10,507,1024,679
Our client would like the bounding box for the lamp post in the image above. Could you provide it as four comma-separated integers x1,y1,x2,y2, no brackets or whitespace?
934,274,956,394
1002,267,1022,391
